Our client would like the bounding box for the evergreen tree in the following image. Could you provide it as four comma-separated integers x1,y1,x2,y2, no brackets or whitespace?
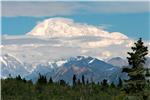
73,74,77,86
22,78,27,83
118,78,122,87
101,79,108,91
110,82,115,88
7,74,12,80
8,74,12,78
101,79,108,87
16,75,22,81
145,68,150,78
122,38,148,95
59,79,66,85
90,77,95,85
145,68,150,86
86,79,89,85
82,75,85,85
48,77,53,84
37,74,47,84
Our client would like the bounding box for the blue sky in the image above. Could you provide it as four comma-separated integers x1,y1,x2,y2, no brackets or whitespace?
2,1,150,40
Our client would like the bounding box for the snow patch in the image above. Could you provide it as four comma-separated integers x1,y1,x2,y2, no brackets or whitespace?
56,60,67,67
0,57,7,66
88,58,95,64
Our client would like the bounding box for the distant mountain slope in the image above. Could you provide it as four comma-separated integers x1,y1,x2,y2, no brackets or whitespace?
7,54,150,84
0,54,29,78
26,56,127,84
107,57,150,68
107,57,128,68
145,57,150,68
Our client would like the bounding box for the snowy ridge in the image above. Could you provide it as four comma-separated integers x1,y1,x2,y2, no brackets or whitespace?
0,54,67,78
1,55,149,84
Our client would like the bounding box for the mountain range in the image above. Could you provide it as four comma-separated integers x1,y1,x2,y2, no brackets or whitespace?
1,54,150,84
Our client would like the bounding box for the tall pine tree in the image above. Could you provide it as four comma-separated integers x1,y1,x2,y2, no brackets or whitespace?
82,75,85,85
122,38,148,96
73,74,77,86
118,78,122,87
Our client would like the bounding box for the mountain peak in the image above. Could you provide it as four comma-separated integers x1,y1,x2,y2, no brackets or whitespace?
27,17,128,39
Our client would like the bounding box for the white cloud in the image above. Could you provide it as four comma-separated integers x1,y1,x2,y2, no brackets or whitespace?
27,17,102,37
27,17,129,48
27,17,128,39
82,39,126,48
2,17,150,64
2,1,149,17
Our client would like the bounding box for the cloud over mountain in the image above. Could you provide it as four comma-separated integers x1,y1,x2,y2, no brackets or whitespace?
27,17,131,49
2,17,150,64
27,17,128,39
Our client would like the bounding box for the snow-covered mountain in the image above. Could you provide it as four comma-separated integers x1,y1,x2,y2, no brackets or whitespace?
1,17,150,84
0,53,67,79
1,54,127,84
50,56,127,84
25,60,67,82
27,17,128,40
0,54,29,78
2,54,150,84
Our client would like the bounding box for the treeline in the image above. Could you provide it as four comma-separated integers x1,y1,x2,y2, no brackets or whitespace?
1,38,150,100
1,73,150,100
0,74,129,100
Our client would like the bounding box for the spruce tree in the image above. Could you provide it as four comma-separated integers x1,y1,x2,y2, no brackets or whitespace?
59,79,66,85
16,75,22,81
122,38,148,95
37,74,47,84
48,77,53,84
73,74,77,86
82,75,85,85
110,82,115,88
118,78,122,87
101,79,108,91
86,79,89,85
145,68,150,78
101,79,108,87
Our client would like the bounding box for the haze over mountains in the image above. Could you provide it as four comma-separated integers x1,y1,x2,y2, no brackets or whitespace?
1,17,150,83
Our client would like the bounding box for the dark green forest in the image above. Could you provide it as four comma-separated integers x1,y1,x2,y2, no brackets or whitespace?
1,38,150,100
